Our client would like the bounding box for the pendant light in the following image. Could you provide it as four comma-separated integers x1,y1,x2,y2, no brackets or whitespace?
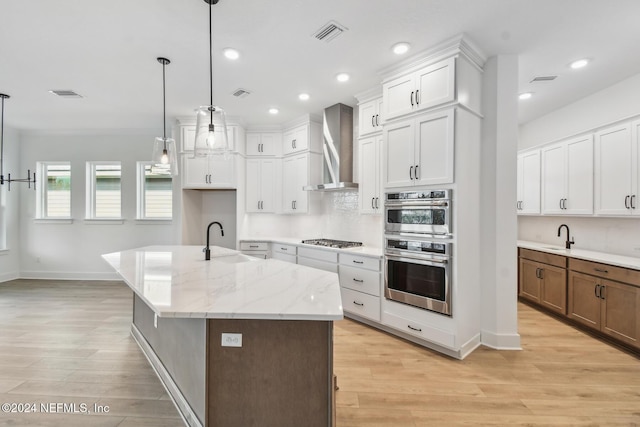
151,57,178,176
0,93,36,191
193,0,230,158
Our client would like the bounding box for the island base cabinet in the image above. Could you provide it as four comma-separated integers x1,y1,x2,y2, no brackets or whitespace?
206,319,334,427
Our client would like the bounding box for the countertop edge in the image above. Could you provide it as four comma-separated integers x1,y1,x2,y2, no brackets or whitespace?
239,237,384,258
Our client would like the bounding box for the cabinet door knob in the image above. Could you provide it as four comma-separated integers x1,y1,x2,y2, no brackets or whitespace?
375,197,379,209
371,197,375,209
625,195,630,209
372,116,375,127
632,195,637,209
375,114,379,126
409,165,414,180
595,284,600,298
415,165,419,180
599,285,605,300
410,91,415,107
415,89,420,105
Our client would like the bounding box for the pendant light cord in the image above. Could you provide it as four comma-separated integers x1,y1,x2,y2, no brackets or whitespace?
162,60,167,147
0,96,5,179
209,0,213,125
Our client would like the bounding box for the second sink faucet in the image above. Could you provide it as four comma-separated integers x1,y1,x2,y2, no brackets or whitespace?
557,224,575,249
205,221,224,260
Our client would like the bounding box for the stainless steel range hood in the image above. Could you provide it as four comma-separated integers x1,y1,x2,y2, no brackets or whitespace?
304,103,358,191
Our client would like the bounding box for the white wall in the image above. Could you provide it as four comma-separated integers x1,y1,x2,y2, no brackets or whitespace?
518,71,640,256
18,131,177,279
0,127,21,282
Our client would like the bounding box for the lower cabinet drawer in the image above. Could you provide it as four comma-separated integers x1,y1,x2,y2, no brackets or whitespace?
273,243,297,255
240,241,268,251
340,288,380,322
381,306,455,348
339,265,381,296
272,252,296,264
298,256,338,273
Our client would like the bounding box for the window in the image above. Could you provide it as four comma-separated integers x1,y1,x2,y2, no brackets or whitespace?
37,162,71,219
87,162,121,219
137,162,173,219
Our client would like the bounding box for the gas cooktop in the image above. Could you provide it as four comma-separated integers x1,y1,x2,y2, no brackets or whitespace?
301,239,363,249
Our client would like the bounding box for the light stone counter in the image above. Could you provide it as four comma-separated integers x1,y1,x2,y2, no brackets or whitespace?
518,240,640,271
102,245,343,321
238,237,384,258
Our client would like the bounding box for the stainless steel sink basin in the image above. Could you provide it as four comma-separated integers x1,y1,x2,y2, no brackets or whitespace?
212,254,257,264
542,246,566,252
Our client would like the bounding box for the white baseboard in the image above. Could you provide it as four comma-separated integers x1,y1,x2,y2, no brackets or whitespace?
0,272,20,283
18,271,121,281
481,329,522,350
459,333,482,359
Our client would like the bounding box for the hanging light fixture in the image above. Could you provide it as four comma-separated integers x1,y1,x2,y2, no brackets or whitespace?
193,0,230,158
0,93,36,191
151,57,178,176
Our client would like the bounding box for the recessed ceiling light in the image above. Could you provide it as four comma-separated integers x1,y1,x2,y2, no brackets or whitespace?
570,58,589,69
298,93,310,101
336,73,350,83
519,92,533,100
268,108,279,114
392,42,410,55
223,48,240,60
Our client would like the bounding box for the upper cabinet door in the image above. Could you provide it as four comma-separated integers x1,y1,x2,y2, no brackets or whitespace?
382,73,415,122
594,123,634,215
383,119,415,189
565,135,593,215
517,150,541,214
358,100,378,137
414,108,454,186
414,57,455,113
541,143,566,215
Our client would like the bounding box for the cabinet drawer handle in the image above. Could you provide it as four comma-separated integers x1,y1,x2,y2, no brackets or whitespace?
632,195,637,209
353,301,364,307
407,325,422,332
409,165,414,180
599,285,605,300
375,197,379,209
410,91,415,107
352,260,364,264
372,197,375,209
280,247,288,251
415,165,419,180
538,268,543,279
594,268,608,274
292,139,296,149
625,195,630,209
595,284,600,298
249,245,259,248
375,114,379,126
352,278,364,283
415,89,420,105
372,116,375,127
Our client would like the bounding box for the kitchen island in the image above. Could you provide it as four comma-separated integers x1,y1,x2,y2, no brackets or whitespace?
102,245,342,427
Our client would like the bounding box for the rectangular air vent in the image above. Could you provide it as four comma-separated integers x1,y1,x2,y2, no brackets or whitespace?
530,76,557,83
313,20,347,42
232,88,251,98
49,90,83,98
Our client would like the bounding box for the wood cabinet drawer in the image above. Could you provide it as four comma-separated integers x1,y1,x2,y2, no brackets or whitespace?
339,265,381,297
298,247,338,263
273,244,297,255
340,288,380,322
519,248,567,268
339,253,381,271
239,242,268,251
569,258,640,286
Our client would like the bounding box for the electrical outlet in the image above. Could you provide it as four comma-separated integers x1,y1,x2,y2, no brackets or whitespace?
221,333,242,347
154,313,158,328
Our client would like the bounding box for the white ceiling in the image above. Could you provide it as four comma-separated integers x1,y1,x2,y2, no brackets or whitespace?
2,0,640,132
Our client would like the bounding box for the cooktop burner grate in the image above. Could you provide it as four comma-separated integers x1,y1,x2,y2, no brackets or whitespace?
301,239,363,249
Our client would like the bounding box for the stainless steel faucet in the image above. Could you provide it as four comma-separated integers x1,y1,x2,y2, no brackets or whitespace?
204,221,224,260
557,224,575,249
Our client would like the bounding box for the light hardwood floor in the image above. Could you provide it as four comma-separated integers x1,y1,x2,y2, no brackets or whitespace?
0,280,639,427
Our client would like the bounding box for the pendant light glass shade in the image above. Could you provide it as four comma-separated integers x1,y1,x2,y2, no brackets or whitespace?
193,105,229,158
151,136,178,175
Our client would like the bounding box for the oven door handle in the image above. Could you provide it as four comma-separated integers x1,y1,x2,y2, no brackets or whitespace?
386,253,449,265
384,200,450,207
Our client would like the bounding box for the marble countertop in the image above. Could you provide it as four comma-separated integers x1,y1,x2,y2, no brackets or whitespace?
102,245,344,321
518,240,640,271
239,237,384,258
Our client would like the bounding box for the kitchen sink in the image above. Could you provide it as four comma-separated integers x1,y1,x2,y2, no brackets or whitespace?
542,246,566,252
212,254,257,264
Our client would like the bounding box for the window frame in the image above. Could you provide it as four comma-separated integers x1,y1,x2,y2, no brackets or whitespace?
136,161,173,221
36,161,72,220
86,161,123,221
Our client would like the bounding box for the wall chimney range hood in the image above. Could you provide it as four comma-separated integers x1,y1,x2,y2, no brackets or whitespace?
304,103,358,191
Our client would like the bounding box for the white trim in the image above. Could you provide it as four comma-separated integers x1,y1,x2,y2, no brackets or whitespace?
34,218,74,224
480,329,522,350
458,333,482,359
0,248,9,256
0,271,19,283
19,271,121,281
135,219,173,225
131,324,203,427
83,218,125,225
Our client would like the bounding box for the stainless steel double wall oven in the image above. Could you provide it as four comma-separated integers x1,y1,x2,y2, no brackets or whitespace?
384,190,452,316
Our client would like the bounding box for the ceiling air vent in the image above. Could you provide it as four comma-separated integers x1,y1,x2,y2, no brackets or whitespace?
530,76,557,83
313,20,348,42
232,88,251,98
49,89,83,98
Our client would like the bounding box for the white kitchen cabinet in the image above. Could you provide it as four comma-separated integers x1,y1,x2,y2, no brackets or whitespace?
272,243,296,263
297,247,338,273
282,153,320,214
182,154,236,189
384,108,455,188
339,253,382,322
358,97,383,137
359,134,383,214
516,150,541,214
239,241,269,259
181,124,238,153
381,299,455,348
382,57,455,121
282,121,322,155
541,135,593,215
246,158,277,213
246,132,280,156
594,121,638,215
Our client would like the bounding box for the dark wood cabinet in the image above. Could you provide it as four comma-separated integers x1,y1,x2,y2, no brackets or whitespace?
518,249,567,315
